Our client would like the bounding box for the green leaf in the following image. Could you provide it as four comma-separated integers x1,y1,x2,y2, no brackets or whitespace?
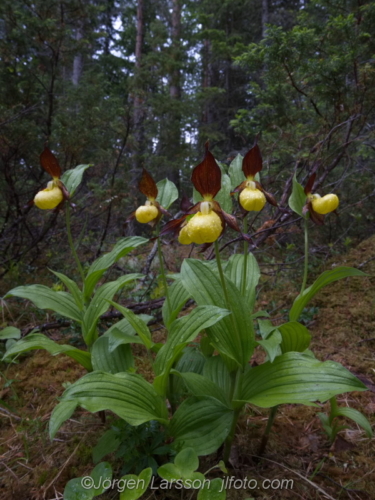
334,407,373,438
257,319,277,339
84,237,147,300
0,326,21,340
104,319,144,352
228,154,244,190
203,356,232,402
5,285,82,322
181,259,256,369
119,468,153,500
162,278,191,329
63,478,93,500
278,322,311,353
156,178,178,209
64,462,113,499
256,329,282,362
61,164,91,197
2,334,92,370
50,372,168,438
90,462,113,495
215,173,232,214
82,274,142,345
108,301,153,349
169,396,233,456
288,174,306,217
235,352,367,408
289,267,367,322
50,401,77,440
198,478,226,500
50,270,83,310
225,253,260,310
91,336,134,373
92,429,120,464
175,447,199,474
172,371,231,408
153,305,230,396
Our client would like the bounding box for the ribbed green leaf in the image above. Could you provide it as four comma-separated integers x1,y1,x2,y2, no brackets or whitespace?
5,285,82,322
50,270,83,310
50,371,168,439
235,352,367,408
257,329,282,362
156,178,179,209
108,301,153,349
203,356,232,400
215,173,232,214
288,174,306,217
171,348,206,399
279,321,311,353
153,305,230,396
162,278,191,329
225,253,260,310
289,267,366,321
49,400,77,439
91,336,134,373
181,259,255,368
172,371,230,407
334,407,373,438
84,237,147,300
61,164,91,197
82,274,142,346
2,334,92,370
169,396,233,456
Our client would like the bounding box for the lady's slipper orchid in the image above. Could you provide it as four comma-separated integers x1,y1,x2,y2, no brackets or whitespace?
303,173,339,224
34,148,69,210
162,144,240,245
232,144,277,212
131,169,169,227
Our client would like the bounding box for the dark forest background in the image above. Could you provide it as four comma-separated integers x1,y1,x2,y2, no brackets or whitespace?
1,0,375,283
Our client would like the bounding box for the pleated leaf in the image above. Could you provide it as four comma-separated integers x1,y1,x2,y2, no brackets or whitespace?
91,336,134,373
108,301,153,349
154,305,230,396
225,253,260,310
256,329,282,362
156,178,179,209
49,371,168,438
228,154,244,191
279,321,311,353
172,371,230,408
181,259,255,368
82,274,142,346
49,400,77,439
235,352,367,408
83,237,147,300
2,333,92,370
202,356,232,402
289,267,366,321
5,285,82,323
61,163,91,197
50,270,83,310
169,396,234,456
162,278,191,329
333,407,373,438
288,174,306,217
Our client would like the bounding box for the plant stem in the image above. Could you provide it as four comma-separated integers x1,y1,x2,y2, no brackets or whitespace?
300,216,309,295
223,407,241,465
242,215,249,296
65,204,85,284
257,405,279,457
157,234,171,321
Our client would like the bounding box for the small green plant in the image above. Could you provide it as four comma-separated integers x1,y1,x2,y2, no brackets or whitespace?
318,396,373,444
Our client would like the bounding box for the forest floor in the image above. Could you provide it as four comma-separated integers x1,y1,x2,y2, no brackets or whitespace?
0,235,374,500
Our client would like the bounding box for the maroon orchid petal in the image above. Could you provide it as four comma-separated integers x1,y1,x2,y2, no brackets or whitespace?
160,215,188,237
242,143,262,179
139,169,158,199
191,143,221,198
306,201,324,225
180,194,192,212
304,173,316,195
40,148,62,178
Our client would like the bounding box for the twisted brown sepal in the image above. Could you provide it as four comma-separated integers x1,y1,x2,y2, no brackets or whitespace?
191,142,221,198
304,173,316,195
159,215,188,237
40,147,62,178
303,201,324,226
242,143,262,179
218,208,241,233
138,169,158,199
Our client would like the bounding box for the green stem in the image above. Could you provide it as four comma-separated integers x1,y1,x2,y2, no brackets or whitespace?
65,204,85,284
300,216,309,295
223,407,241,465
241,215,249,296
157,234,171,321
257,405,279,457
